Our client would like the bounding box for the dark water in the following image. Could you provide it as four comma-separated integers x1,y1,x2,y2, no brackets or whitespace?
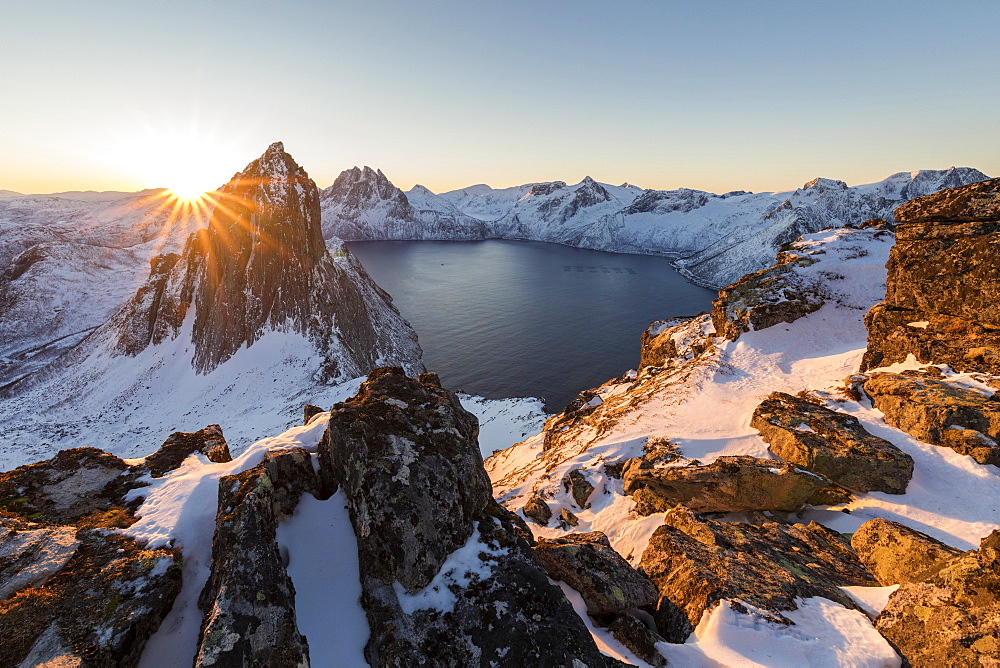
348,240,716,412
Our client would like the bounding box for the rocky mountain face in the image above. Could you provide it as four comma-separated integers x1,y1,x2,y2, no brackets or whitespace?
106,142,420,381
320,166,489,241
863,177,1000,374
320,165,989,289
0,144,424,463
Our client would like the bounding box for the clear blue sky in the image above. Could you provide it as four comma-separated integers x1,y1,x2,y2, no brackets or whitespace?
2,0,997,195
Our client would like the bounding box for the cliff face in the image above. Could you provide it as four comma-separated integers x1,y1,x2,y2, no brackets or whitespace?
862,178,1000,373
111,143,422,381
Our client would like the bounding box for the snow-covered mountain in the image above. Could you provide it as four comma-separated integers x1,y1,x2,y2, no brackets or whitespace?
0,143,424,464
319,167,990,288
319,166,488,241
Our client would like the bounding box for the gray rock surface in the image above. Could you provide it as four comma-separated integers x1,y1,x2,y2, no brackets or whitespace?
143,424,232,478
532,531,659,618
321,366,611,666
195,448,317,667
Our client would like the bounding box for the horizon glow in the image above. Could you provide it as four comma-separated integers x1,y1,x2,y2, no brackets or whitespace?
1,1,997,197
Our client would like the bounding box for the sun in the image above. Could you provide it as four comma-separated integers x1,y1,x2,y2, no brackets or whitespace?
167,181,213,202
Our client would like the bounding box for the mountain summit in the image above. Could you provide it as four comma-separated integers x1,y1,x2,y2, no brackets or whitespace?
111,142,419,381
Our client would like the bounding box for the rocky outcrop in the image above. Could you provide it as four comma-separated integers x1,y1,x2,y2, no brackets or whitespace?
712,260,825,341
861,371,1000,466
0,521,181,667
143,424,232,477
875,530,1000,667
108,142,423,382
532,531,659,619
566,468,595,509
608,611,667,667
0,451,180,666
0,447,146,527
623,455,832,514
863,178,1000,373
195,449,317,667
321,367,610,666
851,518,963,586
639,506,878,642
751,392,913,493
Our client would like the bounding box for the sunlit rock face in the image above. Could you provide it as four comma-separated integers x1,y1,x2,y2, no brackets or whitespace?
863,177,1000,374
110,142,422,381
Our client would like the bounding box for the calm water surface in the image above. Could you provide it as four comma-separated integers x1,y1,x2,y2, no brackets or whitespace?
348,240,716,412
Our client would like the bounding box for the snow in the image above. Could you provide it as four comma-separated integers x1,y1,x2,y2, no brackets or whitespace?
276,491,369,668
658,598,901,668
455,393,547,458
840,585,900,620
392,521,507,615
128,416,331,667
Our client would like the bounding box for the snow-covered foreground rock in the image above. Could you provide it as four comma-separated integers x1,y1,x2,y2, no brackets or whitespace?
319,164,989,288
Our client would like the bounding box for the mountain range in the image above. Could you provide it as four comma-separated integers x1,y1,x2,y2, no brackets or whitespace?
319,166,989,288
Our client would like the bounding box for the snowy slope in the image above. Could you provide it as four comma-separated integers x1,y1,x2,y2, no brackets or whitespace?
320,166,989,289
485,224,1000,663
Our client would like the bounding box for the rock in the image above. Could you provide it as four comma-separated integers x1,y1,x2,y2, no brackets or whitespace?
195,449,317,667
862,303,1000,374
320,366,491,592
303,404,324,424
0,447,146,528
0,521,80,600
861,372,1000,466
639,317,688,370
566,468,595,509
639,506,877,642
863,178,1000,374
875,530,1000,667
623,455,830,514
750,392,913,494
109,142,423,382
321,367,609,666
143,424,232,477
522,495,553,526
0,518,181,667
851,518,962,586
712,261,824,341
532,531,659,618
561,508,581,527
609,611,667,667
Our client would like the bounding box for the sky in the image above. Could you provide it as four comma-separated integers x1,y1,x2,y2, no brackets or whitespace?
1,0,998,196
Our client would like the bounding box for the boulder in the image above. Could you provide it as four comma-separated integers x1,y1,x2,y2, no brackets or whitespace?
195,449,317,667
0,447,146,528
609,611,667,667
639,506,877,642
143,424,232,477
863,178,1000,374
751,391,913,493
623,455,831,514
851,518,962,586
532,531,659,618
0,517,181,667
561,508,581,527
712,261,824,341
875,530,1000,667
861,371,1000,466
303,403,324,424
566,468,595,509
522,495,553,526
320,367,610,666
